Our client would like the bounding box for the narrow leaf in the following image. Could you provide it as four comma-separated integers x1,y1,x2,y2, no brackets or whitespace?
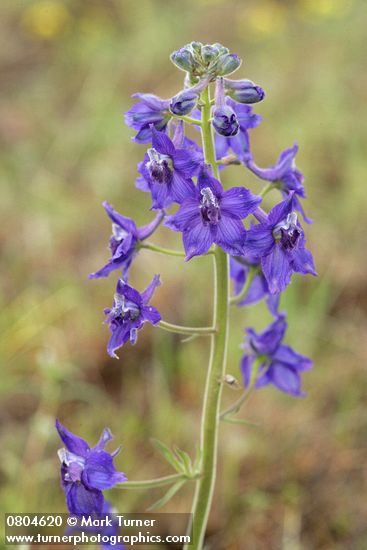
147,480,186,511
151,439,184,473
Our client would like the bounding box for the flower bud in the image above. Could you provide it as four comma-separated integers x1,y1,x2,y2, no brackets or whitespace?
170,47,197,73
212,105,239,137
201,44,219,65
212,53,242,77
169,90,199,116
225,79,265,104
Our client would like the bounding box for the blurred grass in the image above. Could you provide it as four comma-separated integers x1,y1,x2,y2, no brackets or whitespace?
0,0,367,548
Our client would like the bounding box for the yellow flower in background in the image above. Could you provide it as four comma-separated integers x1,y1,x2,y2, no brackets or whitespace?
299,0,355,18
238,1,288,38
22,0,71,39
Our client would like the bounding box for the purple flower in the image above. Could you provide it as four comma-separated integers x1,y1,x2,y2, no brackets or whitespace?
246,144,312,223
136,127,201,210
89,202,164,279
56,420,126,516
230,255,279,315
215,98,262,163
243,194,316,294
212,105,239,137
165,166,261,260
170,89,199,116
240,315,313,397
224,78,265,104
104,275,161,358
124,93,171,144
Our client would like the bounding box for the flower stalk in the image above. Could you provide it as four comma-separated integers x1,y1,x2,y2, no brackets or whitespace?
185,84,230,550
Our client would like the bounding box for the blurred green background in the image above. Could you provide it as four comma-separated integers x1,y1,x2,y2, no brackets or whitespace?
1,0,366,548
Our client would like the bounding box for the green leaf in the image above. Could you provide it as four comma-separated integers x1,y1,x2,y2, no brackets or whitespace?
147,480,186,511
221,416,259,428
173,446,193,476
151,439,184,473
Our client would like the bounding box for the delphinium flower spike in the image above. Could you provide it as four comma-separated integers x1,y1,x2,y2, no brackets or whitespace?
83,40,315,550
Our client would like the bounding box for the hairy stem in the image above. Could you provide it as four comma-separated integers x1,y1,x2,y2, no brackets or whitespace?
185,84,229,550
115,473,184,490
139,242,186,257
158,320,216,336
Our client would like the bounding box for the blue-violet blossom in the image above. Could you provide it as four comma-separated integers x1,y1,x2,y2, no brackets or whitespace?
165,166,261,260
240,315,312,397
137,127,201,210
230,256,279,315
124,93,171,144
243,193,316,294
104,275,161,358
56,420,126,516
89,202,164,278
246,144,311,223
215,98,262,163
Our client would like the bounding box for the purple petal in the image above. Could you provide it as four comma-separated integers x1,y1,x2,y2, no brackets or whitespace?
220,187,261,219
83,450,127,490
172,149,202,176
290,246,317,276
116,280,143,307
240,355,254,388
170,172,196,204
165,198,199,231
131,93,170,111
197,167,223,198
65,483,105,516
183,220,213,260
230,257,247,295
215,216,246,256
273,344,313,371
215,135,230,159
239,273,268,307
243,225,274,259
150,180,172,210
93,428,113,451
137,211,165,240
261,245,292,294
56,420,89,457
107,323,131,359
135,174,150,192
140,274,161,305
103,202,137,235
266,293,280,316
151,127,175,156
268,363,304,396
267,194,295,226
247,144,298,182
141,305,161,324
229,131,251,161
247,314,287,356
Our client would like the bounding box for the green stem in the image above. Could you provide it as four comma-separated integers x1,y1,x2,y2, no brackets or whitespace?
158,320,216,336
219,387,253,420
139,242,186,257
115,473,183,490
259,182,274,197
220,357,262,419
229,267,257,306
185,84,229,550
173,115,202,126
